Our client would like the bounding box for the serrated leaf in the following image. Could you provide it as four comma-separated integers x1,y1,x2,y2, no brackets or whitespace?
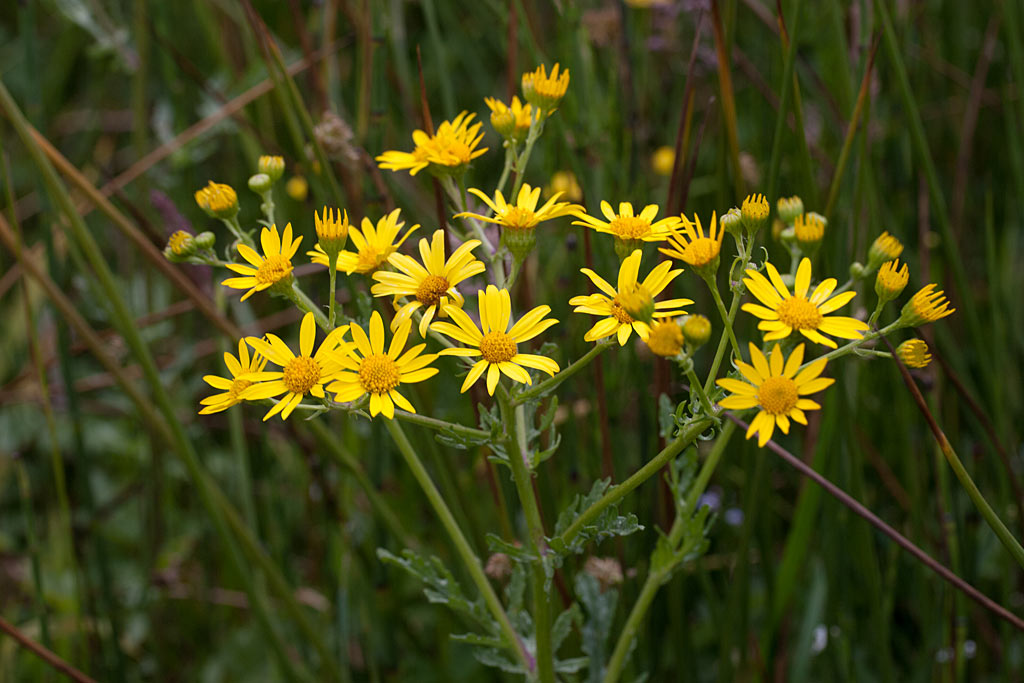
486,533,537,563
552,603,581,651
576,573,618,683
377,548,488,625
472,647,527,674
551,479,643,556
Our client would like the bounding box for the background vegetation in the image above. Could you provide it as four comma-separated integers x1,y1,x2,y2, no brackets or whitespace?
1,0,1022,681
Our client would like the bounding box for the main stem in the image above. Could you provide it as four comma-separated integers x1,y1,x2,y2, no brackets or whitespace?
515,341,612,404
498,390,555,682
328,260,338,328
383,419,532,673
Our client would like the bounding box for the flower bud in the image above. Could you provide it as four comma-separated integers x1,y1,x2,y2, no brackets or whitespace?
164,230,195,261
248,173,273,194
850,261,866,279
522,63,570,114
194,231,216,250
485,96,532,145
720,207,743,237
651,146,675,177
194,181,238,219
258,155,285,182
896,339,932,368
682,314,712,348
285,176,309,202
741,193,770,234
899,284,955,327
315,207,350,256
874,259,909,305
644,319,684,358
776,195,803,224
794,212,825,254
868,231,904,270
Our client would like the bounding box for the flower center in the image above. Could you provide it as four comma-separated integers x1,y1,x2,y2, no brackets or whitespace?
610,298,635,324
608,216,651,240
416,275,450,307
358,354,401,394
775,296,823,330
356,246,388,273
502,207,539,230
683,238,720,267
479,331,518,363
282,355,321,395
757,376,799,415
229,378,252,400
255,254,294,285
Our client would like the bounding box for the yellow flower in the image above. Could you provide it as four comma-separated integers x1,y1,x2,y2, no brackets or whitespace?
682,314,712,348
742,257,868,348
432,285,560,395
221,224,302,301
741,193,770,234
315,207,350,254
326,311,439,419
166,230,195,258
258,155,285,182
241,313,352,421
899,284,955,326
285,176,308,201
457,183,581,231
569,249,692,345
659,212,725,274
522,63,570,113
644,319,684,357
572,201,679,248
195,181,238,219
198,339,268,415
651,146,675,176
794,213,825,252
546,171,582,202
376,112,488,176
717,343,834,447
777,195,804,223
371,229,486,337
485,96,533,143
309,209,419,275
897,339,931,368
875,259,909,303
868,231,904,268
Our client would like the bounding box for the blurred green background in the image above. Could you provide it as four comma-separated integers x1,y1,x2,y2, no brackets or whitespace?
1,0,1023,681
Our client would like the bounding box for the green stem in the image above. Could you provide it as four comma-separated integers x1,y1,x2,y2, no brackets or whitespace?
287,281,331,330
260,189,277,227
806,320,900,368
496,145,515,196
550,417,714,552
509,112,545,200
683,364,715,417
706,274,740,360
497,390,555,683
328,260,338,329
383,419,532,672
514,340,612,404
703,239,755,396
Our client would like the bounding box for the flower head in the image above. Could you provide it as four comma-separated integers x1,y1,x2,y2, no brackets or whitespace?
165,230,195,260
794,212,825,253
432,285,560,395
522,63,570,113
326,311,439,419
198,339,268,415
900,284,955,327
660,212,725,277
741,193,770,234
717,343,834,447
742,257,869,348
258,155,285,182
485,96,533,144
315,207,350,255
777,195,804,223
285,176,308,201
569,249,692,345
868,231,904,269
221,224,301,301
572,201,680,257
195,181,238,219
546,171,582,202
682,314,712,348
309,209,418,276
644,319,685,357
897,339,932,368
457,183,581,259
376,112,487,177
241,313,352,421
875,259,909,304
371,229,485,337
651,146,675,177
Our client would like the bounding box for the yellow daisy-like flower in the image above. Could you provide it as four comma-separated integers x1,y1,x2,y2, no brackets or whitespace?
659,212,725,273
741,193,769,234
241,313,352,421
221,223,302,301
522,63,570,113
569,249,692,345
376,112,488,176
644,318,685,357
572,201,679,246
742,258,869,349
717,343,834,447
868,231,904,267
432,285,560,395
315,206,350,253
195,181,238,218
371,229,486,337
899,284,955,327
896,339,931,368
326,311,439,419
875,259,909,303
309,209,419,275
198,339,267,415
456,183,581,231
485,96,533,143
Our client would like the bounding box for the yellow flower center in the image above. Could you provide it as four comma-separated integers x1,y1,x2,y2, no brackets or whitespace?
683,238,720,267
282,355,321,395
255,254,294,285
502,207,539,230
610,298,635,324
757,376,799,415
608,216,651,240
358,354,401,394
775,296,823,330
228,378,252,401
356,247,389,273
479,331,518,363
416,274,450,307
